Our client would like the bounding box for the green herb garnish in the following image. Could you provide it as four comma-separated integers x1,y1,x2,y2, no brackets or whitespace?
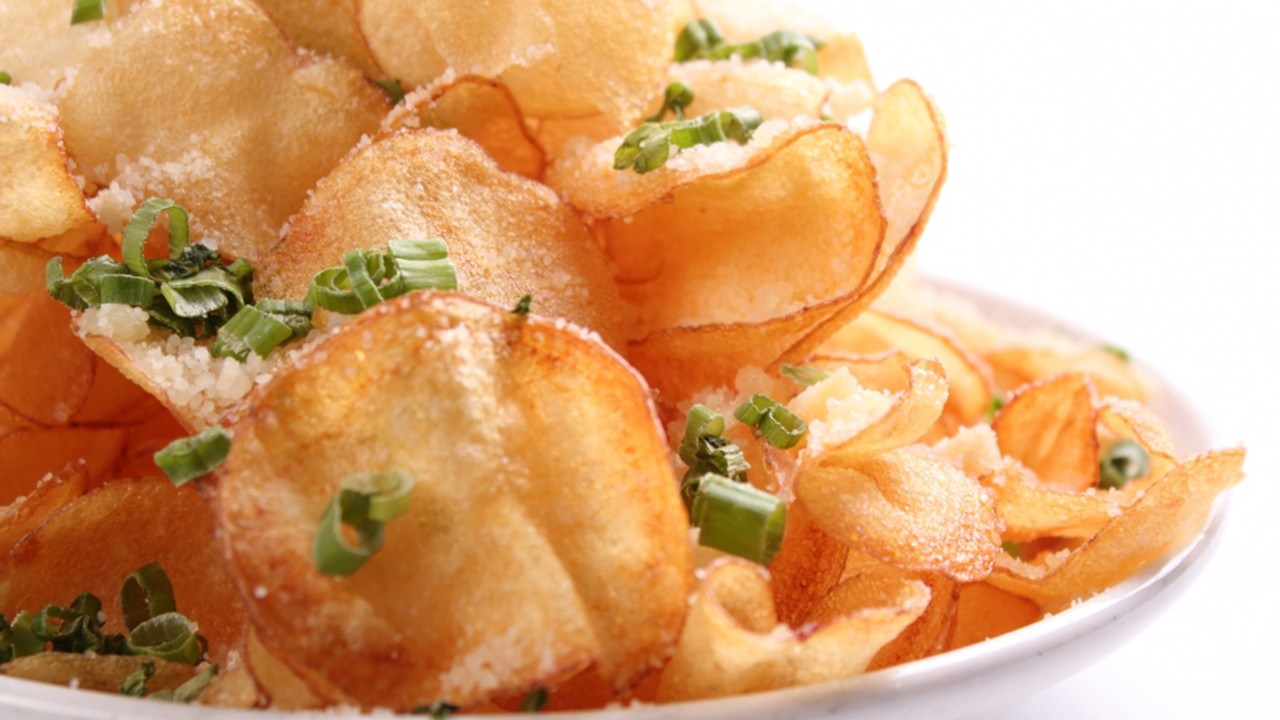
154,426,232,486
1001,540,1022,560
119,661,156,697
314,470,416,576
984,395,1005,422
71,0,105,25
780,363,830,387
647,82,694,122
412,702,460,718
674,18,823,74
734,394,807,449
0,71,12,85
375,78,407,105
1099,440,1150,490
690,474,787,565
0,611,43,662
149,663,219,703
512,294,533,315
308,238,456,314
1101,343,1131,363
613,107,762,174
519,686,549,712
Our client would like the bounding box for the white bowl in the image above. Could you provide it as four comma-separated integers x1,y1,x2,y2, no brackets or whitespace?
0,279,1229,719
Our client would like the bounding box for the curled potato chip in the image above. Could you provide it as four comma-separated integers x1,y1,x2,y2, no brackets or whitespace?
382,75,546,180
359,0,673,127
0,464,88,557
987,346,1154,402
0,427,125,506
993,373,1100,491
0,477,247,662
0,292,95,426
262,128,624,349
1097,397,1178,483
797,449,1000,582
0,653,201,695
0,0,136,90
245,629,323,711
213,292,689,709
947,582,1042,650
657,557,928,702
818,310,995,438
0,242,54,296
989,449,1244,611
0,87,105,256
59,0,387,261
987,460,1119,543
667,58,829,121
70,355,167,427
767,501,848,627
253,0,383,75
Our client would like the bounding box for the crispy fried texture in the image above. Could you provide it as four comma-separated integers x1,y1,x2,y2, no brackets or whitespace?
253,0,383,75
212,293,689,709
993,373,1100,492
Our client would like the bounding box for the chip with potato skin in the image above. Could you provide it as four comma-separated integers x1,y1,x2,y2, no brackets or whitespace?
212,292,690,709
992,373,1100,492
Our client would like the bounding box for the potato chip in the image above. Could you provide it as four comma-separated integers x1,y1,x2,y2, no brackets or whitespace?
0,292,96,426
0,242,54,296
947,582,1042,650
667,58,829,121
112,409,189,482
1097,397,1178,482
767,501,848,627
58,0,387,262
987,346,1154,402
0,426,127,507
988,449,1244,611
212,293,690,709
261,128,625,350
0,653,201,695
245,630,322,711
0,464,88,557
253,0,383,75
987,460,1118,543
0,87,106,256
0,478,247,662
818,310,995,438
657,558,928,701
0,0,137,91
382,75,546,180
359,0,673,127
993,373,1100,491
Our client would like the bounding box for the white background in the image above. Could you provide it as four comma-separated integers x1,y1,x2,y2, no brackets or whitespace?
810,1,1280,717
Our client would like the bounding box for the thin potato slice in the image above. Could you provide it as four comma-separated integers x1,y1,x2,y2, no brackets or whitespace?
819,310,995,438
993,373,1099,491
0,464,88,557
0,478,247,662
382,75,546,180
987,346,1154,402
948,582,1042,650
667,59,829,121
253,0,383,75
0,653,200,695
0,292,95,426
262,128,624,349
797,449,1001,581
0,0,138,91
213,293,690,709
988,460,1119,543
0,87,106,255
0,427,125,506
69,355,167,427
989,449,1245,611
768,501,848,627
245,629,323,711
657,558,928,702
59,0,387,262
0,241,54,296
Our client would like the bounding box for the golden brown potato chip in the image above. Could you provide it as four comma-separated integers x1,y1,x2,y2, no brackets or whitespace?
69,356,167,427
253,0,383,75
768,501,848,627
657,558,928,701
382,75,546,180
0,242,55,296
667,58,829,121
112,409,189,482
0,292,95,426
245,630,322,711
993,373,1100,491
0,653,200,695
59,0,387,261
1097,397,1178,483
0,427,125,506
989,449,1245,611
0,478,247,662
0,87,105,256
988,346,1154,403
359,0,673,127
797,449,1000,582
947,582,1042,650
819,310,995,438
987,460,1118,543
0,0,137,90
0,464,88,557
262,128,625,350
213,293,690,709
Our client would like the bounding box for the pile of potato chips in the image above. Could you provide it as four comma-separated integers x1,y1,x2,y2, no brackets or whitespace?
0,0,1244,712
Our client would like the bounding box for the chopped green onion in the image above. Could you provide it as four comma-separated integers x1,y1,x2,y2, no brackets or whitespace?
126,612,202,665
1101,343,1131,363
70,0,105,25
412,702,460,718
314,471,416,576
613,107,762,174
160,282,227,319
511,294,533,315
98,273,157,306
734,394,807,449
119,661,156,697
154,426,232,486
1001,540,1022,559
149,663,218,703
1099,440,1149,490
120,563,178,632
46,256,130,310
984,395,1005,422
678,404,726,465
32,593,111,654
519,686,549,713
146,305,196,337
690,475,786,565
780,363,830,386
0,611,43,662
212,305,295,361
166,267,246,307
647,82,695,122
674,19,822,74
0,71,11,85
122,198,190,277
376,78,407,105
388,238,457,292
